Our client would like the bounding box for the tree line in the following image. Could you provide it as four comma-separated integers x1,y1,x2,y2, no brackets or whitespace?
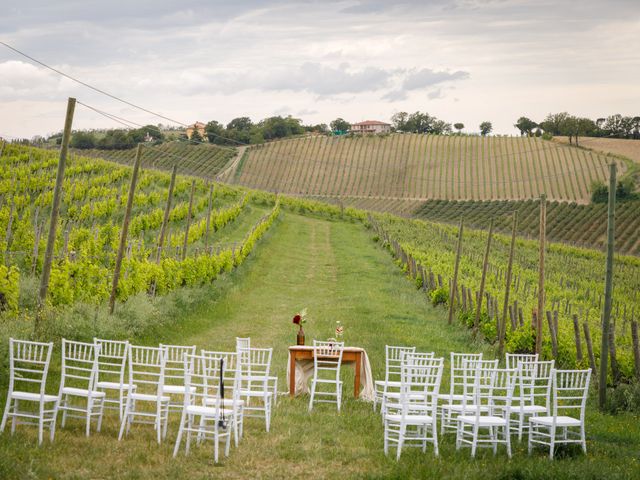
515,113,640,145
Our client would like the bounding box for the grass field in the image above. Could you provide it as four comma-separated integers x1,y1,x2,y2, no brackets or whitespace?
1,212,639,479
234,134,620,204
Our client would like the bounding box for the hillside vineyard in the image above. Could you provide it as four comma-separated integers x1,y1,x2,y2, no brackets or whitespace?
235,134,618,203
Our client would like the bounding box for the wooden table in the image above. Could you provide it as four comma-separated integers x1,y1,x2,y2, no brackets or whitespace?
288,345,363,398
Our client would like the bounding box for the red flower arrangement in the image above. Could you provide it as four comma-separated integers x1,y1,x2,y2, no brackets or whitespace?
292,308,307,326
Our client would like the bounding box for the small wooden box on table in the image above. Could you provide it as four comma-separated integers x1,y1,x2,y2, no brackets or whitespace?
288,345,363,398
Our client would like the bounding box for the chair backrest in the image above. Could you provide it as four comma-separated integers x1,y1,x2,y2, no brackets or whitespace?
160,344,196,387
128,345,166,396
183,353,223,418
60,339,101,392
94,338,129,387
384,345,416,382
7,338,53,397
460,358,498,407
552,369,591,421
399,357,444,416
312,341,344,381
401,351,435,367
518,360,554,410
483,367,518,416
236,337,251,375
506,353,539,369
449,352,484,397
201,350,240,397
242,347,273,378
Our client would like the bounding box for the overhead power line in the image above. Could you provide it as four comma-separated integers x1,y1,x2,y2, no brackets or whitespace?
0,40,249,146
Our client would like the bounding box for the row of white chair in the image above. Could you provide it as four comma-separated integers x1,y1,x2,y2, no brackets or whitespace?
376,347,591,460
0,337,276,463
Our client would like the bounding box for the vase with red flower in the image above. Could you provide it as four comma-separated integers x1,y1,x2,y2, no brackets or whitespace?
293,309,308,345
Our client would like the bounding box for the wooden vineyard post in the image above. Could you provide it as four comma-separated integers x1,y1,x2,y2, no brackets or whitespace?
599,162,616,410
36,97,75,329
573,313,583,362
474,217,493,338
536,194,546,355
181,180,196,261
631,321,640,380
204,184,213,251
448,218,464,325
156,164,177,262
583,322,597,378
546,311,558,359
109,144,142,315
498,211,517,357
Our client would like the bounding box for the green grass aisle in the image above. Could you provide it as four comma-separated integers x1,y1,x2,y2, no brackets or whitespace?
0,212,638,479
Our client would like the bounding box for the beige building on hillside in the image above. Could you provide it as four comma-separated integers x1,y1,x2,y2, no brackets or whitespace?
186,121,206,140
350,120,391,134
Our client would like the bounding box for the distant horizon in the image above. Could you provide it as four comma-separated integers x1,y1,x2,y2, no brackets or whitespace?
1,1,639,139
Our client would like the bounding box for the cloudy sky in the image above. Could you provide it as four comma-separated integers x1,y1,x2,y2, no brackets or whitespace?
1,0,639,138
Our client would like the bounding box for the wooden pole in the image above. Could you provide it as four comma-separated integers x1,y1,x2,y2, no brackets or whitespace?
204,184,213,251
546,311,558,359
181,180,196,261
109,144,142,315
572,313,583,362
37,97,75,321
156,164,177,263
448,218,464,325
584,322,597,375
474,217,493,338
536,194,546,354
498,211,518,357
631,321,640,381
599,162,616,409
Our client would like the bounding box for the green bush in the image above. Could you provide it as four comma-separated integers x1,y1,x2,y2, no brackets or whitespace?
505,326,535,353
430,287,448,307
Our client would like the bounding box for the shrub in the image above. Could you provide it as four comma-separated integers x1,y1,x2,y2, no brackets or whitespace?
505,326,535,353
430,287,448,307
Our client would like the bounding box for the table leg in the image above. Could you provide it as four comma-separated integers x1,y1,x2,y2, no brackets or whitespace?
354,352,361,398
289,352,296,397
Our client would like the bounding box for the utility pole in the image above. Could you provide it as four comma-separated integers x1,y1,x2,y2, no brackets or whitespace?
599,162,617,409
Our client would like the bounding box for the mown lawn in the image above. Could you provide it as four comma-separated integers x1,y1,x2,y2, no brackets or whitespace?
0,212,638,479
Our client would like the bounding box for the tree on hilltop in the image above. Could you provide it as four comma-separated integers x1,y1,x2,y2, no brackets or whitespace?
479,121,493,136
330,118,351,133
514,117,537,136
454,123,464,133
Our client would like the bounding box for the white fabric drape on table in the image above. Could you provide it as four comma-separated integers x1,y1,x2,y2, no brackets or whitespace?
286,346,374,402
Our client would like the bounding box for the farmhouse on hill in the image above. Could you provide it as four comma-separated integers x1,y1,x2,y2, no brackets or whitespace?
186,121,206,140
350,120,391,135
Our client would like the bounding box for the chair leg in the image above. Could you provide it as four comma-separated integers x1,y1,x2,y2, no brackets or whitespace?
162,401,169,440
173,409,187,457
38,403,45,446
213,427,219,463
0,396,11,433
549,425,556,460
433,421,439,457
118,395,132,441
97,397,105,433
471,423,479,458
581,425,587,454
505,425,512,458
396,424,405,461
155,403,162,445
185,415,193,455
308,381,315,412
86,397,93,437
61,395,68,428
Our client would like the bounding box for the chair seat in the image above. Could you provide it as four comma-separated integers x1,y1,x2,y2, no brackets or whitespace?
239,389,272,397
11,391,58,402
511,405,547,414
313,379,343,384
186,405,223,417
385,413,434,424
131,392,170,402
458,415,507,426
96,381,135,390
164,385,188,395
61,387,106,398
529,415,581,427
383,392,426,400
442,403,488,413
204,397,245,407
375,380,401,388
437,393,473,401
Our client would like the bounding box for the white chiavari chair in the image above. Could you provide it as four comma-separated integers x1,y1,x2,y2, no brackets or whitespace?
308,340,345,412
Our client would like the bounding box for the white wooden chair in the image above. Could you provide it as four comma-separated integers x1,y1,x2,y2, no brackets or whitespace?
201,349,244,446
528,369,591,459
384,356,444,459
94,338,133,421
374,345,416,412
455,365,517,458
160,343,196,413
440,355,492,433
1,338,57,445
509,360,554,440
381,351,435,419
238,347,274,431
55,339,106,437
505,353,539,369
118,345,169,444
308,340,344,412
173,353,231,463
